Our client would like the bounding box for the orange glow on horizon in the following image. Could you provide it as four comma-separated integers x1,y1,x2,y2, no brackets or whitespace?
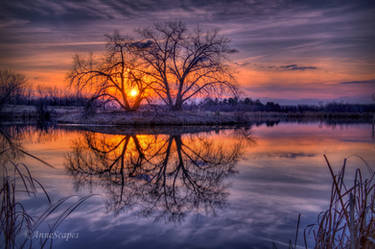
12,57,375,102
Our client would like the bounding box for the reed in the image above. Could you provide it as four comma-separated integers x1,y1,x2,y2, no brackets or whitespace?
275,155,375,249
1,149,93,249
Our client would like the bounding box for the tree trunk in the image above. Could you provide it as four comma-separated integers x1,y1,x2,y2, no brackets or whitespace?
172,98,183,111
129,97,142,111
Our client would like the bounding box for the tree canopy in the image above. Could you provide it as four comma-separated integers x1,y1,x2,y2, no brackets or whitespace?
0,69,26,110
69,21,237,111
68,32,151,111
134,21,237,110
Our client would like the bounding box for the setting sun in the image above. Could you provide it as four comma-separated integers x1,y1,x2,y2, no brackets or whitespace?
130,88,138,97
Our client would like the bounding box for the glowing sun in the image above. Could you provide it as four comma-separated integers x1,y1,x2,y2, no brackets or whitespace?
130,88,138,97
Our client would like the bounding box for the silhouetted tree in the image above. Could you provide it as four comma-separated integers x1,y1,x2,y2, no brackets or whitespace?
134,21,237,110
0,70,26,110
243,97,252,105
68,32,150,111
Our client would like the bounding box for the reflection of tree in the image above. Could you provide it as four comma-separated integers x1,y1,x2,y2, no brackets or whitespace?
66,131,243,221
1,126,62,170
0,126,24,163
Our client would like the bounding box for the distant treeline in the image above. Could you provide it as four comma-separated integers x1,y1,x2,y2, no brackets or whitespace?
6,88,89,107
4,92,375,113
195,97,375,113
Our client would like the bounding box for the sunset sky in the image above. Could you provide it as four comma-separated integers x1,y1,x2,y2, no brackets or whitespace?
0,0,374,104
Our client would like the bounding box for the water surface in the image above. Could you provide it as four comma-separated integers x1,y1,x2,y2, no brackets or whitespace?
3,122,375,249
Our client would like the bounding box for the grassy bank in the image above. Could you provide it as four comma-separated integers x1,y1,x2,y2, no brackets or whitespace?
1,104,374,125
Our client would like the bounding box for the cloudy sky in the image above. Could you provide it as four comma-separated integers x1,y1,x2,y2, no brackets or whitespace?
1,0,374,104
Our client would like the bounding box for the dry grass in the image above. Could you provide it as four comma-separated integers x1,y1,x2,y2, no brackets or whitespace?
275,155,375,249
1,149,93,249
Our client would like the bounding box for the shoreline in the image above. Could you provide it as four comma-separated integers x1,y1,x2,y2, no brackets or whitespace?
1,104,374,126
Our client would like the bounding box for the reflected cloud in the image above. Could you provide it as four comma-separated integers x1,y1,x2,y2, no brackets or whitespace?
256,152,316,159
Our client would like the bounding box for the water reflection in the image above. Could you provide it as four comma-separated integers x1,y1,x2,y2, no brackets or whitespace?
66,130,244,221
0,125,70,168
2,123,374,248
0,126,25,163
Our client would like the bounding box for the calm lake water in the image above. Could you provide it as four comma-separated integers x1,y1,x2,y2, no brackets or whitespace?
2,122,375,249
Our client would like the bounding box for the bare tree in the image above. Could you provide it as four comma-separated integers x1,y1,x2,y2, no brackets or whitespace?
134,21,238,110
0,69,26,110
68,32,151,111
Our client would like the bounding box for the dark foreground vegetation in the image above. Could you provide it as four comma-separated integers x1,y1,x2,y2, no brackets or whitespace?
276,155,375,249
